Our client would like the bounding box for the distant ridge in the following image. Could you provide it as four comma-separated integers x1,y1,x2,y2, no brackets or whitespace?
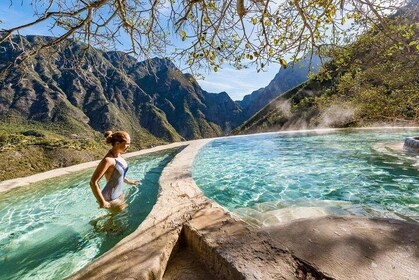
0,35,245,142
237,55,322,119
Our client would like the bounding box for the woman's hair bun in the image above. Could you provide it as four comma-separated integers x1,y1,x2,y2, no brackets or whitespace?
104,131,113,138
104,131,113,144
104,130,129,145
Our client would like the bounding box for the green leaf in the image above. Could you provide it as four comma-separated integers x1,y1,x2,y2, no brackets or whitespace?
279,58,287,68
208,2,216,10
180,30,186,41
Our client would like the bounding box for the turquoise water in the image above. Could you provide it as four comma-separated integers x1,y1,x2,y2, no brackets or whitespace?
0,149,178,280
193,129,419,223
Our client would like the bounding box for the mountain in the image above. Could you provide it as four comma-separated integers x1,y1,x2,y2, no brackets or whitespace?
233,2,419,135
232,80,328,134
0,36,245,143
237,55,322,119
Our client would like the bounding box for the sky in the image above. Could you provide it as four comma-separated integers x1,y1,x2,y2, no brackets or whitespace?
0,1,281,101
195,65,279,100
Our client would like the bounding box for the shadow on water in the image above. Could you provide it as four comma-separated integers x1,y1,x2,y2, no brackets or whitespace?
2,224,83,279
1,149,179,280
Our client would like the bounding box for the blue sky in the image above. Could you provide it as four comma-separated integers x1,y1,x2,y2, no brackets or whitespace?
196,65,279,100
0,1,281,100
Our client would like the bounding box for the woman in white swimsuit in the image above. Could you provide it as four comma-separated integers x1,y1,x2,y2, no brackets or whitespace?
90,131,139,213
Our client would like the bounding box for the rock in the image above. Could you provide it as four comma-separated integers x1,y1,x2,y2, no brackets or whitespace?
21,130,45,137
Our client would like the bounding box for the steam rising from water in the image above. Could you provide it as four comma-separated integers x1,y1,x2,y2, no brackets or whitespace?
269,100,356,131
277,100,292,118
318,104,355,127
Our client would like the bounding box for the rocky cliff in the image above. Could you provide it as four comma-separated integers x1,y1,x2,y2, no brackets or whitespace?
0,35,245,144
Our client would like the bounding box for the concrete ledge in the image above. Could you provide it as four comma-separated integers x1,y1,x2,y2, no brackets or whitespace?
263,216,419,280
180,207,304,280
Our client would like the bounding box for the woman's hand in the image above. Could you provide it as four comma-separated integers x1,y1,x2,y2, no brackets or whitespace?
125,178,140,186
99,201,111,209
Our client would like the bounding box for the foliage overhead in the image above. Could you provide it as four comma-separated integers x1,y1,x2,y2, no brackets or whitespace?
0,0,412,73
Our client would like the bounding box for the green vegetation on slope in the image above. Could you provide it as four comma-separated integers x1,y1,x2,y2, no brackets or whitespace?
234,8,419,135
0,112,167,181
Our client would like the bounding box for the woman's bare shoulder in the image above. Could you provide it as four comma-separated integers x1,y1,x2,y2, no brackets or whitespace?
100,156,116,166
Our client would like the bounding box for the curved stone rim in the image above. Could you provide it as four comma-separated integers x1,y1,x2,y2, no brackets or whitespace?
68,139,225,280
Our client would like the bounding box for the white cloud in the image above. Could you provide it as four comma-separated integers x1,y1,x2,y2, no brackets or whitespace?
198,80,235,91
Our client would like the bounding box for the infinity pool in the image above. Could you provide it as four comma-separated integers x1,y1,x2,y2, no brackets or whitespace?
193,129,419,225
0,149,178,280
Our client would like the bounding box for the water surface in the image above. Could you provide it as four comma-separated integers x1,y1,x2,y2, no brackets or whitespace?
193,129,419,224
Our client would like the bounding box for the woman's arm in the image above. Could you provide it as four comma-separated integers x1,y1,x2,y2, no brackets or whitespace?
90,158,112,208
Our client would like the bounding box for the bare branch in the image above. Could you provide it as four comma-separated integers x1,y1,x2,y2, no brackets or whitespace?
0,0,411,74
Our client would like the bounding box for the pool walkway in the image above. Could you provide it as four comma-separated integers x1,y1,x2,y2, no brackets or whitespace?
2,137,418,279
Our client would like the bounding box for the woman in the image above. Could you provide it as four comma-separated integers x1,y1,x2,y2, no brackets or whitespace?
90,131,139,213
